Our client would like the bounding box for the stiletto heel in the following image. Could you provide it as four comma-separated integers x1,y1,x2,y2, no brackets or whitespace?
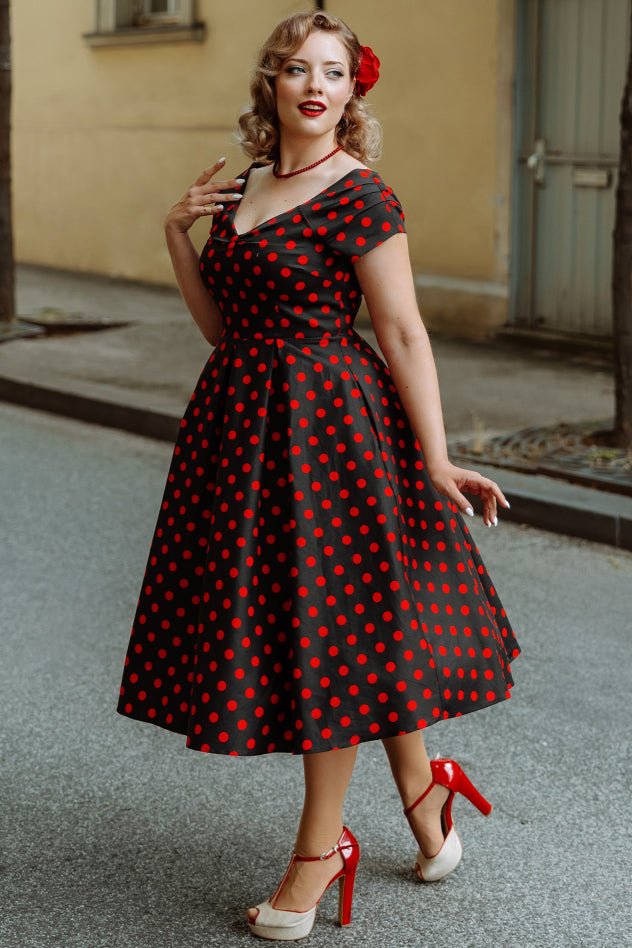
449,763,492,816
247,825,360,940
403,757,492,883
337,852,357,926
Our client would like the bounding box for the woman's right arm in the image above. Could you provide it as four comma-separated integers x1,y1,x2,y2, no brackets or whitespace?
163,157,245,348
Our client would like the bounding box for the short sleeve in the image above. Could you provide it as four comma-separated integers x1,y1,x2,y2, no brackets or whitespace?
332,182,407,262
344,187,406,263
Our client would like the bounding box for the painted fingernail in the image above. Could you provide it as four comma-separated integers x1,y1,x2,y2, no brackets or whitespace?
504,500,511,508
235,178,246,184
218,156,226,162
493,515,498,526
233,193,243,199
465,506,474,517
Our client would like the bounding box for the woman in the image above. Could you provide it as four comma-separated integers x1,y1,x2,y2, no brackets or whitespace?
116,10,521,942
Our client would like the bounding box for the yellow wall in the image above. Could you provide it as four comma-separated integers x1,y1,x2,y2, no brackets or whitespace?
11,1,516,337
331,0,516,335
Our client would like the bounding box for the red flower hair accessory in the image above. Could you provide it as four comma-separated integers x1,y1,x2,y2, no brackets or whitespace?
354,44,380,97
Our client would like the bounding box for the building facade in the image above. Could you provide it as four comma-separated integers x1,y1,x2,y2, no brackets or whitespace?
10,0,629,340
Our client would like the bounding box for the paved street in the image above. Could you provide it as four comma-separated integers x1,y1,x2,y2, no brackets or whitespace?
2,403,631,948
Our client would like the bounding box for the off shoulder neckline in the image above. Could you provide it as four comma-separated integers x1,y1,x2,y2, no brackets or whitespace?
230,163,384,238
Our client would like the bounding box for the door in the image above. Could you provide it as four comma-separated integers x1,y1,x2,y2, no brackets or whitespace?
511,0,631,337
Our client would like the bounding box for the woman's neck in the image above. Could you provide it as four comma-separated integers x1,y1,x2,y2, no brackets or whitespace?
274,136,338,175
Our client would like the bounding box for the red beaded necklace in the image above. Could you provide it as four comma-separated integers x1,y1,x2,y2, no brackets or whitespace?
272,144,343,179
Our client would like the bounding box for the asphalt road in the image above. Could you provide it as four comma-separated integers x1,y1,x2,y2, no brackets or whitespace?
1,403,631,948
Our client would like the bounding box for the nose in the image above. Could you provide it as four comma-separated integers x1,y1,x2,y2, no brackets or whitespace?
306,71,324,95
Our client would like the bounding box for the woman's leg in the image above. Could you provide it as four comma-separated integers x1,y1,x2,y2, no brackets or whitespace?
247,744,359,918
382,730,450,857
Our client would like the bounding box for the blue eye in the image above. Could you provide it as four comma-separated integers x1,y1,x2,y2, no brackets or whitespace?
285,66,345,78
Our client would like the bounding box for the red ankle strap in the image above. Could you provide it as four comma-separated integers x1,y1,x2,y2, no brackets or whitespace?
403,778,435,818
293,842,341,862
292,826,359,861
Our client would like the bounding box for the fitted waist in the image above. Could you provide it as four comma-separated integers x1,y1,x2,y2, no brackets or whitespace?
220,326,358,342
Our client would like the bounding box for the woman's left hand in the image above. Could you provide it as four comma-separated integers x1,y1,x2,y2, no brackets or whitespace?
426,459,510,527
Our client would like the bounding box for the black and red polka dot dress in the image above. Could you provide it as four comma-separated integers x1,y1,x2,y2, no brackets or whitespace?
116,161,521,756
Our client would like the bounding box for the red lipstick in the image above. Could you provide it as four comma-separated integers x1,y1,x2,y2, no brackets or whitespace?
298,100,327,117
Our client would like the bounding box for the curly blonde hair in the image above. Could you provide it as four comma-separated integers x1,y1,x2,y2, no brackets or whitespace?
234,11,382,166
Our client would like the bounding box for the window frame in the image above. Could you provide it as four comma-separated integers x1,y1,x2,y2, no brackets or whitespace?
84,0,205,47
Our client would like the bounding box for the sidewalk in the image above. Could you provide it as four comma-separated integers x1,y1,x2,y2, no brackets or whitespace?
2,263,631,550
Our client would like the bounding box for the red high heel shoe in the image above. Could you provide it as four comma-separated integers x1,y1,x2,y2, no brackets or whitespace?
247,825,360,941
403,757,492,882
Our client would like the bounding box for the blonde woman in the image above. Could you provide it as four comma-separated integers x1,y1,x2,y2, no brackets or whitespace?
116,10,521,942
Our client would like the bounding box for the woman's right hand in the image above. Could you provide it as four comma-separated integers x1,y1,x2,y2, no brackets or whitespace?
163,157,245,234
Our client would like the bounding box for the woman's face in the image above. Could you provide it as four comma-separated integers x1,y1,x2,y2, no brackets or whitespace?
274,30,355,142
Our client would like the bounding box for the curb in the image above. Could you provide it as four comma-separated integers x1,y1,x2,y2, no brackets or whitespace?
2,372,631,553
455,461,632,552
0,375,179,443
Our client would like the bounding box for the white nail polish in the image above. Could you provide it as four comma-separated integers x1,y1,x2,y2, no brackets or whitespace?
505,500,511,509
235,178,246,184
465,506,474,517
218,156,226,162
493,515,498,526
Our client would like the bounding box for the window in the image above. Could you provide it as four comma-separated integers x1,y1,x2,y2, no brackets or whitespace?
84,0,205,46
136,1,185,27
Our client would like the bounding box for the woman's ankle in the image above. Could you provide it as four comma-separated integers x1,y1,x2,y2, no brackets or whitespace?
294,822,345,857
398,764,434,811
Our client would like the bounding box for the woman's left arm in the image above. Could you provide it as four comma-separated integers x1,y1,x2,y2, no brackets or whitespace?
354,234,510,528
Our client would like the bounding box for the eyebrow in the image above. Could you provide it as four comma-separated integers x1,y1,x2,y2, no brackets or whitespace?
286,58,345,67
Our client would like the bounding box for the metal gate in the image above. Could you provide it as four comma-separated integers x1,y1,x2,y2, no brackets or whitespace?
511,0,631,337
